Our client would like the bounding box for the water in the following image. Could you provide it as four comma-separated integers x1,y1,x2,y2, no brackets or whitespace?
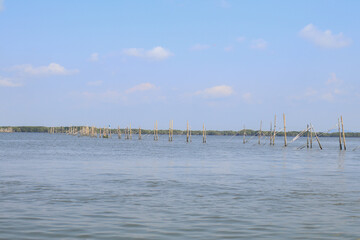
1,133,360,239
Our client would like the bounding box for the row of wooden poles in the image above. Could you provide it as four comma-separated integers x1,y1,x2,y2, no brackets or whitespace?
62,120,207,143
242,114,347,150
52,114,347,150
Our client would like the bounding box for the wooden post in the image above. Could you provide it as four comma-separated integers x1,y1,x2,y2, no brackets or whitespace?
258,121,262,145
273,114,276,145
243,125,246,144
341,116,346,150
100,128,102,138
307,124,309,148
338,118,342,150
312,126,323,150
118,126,121,139
310,124,313,148
283,113,287,147
203,123,206,143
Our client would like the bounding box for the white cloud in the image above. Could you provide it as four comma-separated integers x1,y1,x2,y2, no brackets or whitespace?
236,36,245,42
293,74,346,102
89,52,99,62
11,63,78,76
123,46,173,60
251,39,267,49
191,44,211,51
195,85,234,98
87,80,103,86
123,48,143,57
0,76,22,87
126,83,156,94
147,47,173,60
299,24,352,48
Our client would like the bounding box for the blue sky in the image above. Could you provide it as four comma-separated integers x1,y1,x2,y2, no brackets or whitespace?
1,0,359,131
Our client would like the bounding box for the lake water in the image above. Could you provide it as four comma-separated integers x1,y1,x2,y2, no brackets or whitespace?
1,133,360,239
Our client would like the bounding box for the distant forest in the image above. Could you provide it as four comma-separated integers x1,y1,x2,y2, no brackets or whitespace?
1,126,360,137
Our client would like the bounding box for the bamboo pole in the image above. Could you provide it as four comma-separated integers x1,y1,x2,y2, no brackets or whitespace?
258,121,262,145
203,123,206,143
338,118,342,150
341,116,346,150
118,126,121,139
310,124,313,148
283,113,287,147
307,124,309,148
312,126,323,150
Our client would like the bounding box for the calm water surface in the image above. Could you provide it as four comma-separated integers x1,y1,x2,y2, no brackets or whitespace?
0,133,360,239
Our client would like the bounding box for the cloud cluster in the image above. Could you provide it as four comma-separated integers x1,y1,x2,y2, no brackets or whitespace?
0,76,21,87
123,46,173,60
11,63,78,76
299,24,352,48
294,73,346,102
126,83,156,94
195,85,234,98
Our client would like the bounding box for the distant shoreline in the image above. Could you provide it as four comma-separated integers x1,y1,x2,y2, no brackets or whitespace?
1,126,359,137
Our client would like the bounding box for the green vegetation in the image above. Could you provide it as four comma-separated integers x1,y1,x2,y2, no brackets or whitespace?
1,126,360,137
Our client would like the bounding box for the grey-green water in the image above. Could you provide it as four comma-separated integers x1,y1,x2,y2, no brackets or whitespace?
1,133,360,239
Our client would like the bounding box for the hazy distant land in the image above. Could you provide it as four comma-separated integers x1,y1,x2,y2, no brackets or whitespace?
1,126,359,137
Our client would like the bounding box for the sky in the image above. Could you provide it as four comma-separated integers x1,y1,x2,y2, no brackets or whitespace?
0,0,359,131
